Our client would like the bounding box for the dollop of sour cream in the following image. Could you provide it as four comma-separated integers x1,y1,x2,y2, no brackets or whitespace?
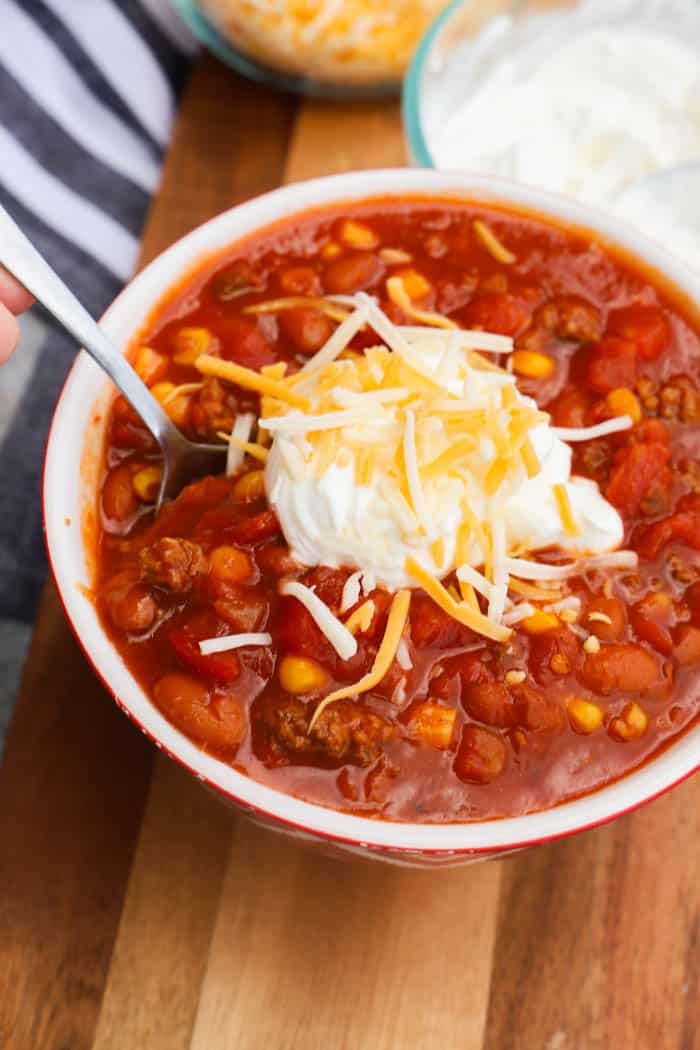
428,23,700,207
264,309,623,591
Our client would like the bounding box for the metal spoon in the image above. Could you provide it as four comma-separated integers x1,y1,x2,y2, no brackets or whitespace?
0,204,227,512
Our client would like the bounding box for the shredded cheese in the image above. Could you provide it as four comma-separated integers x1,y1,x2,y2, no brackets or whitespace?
218,432,270,464
196,354,310,409
244,296,349,323
386,274,458,330
553,416,633,441
223,412,255,476
199,632,272,655
553,483,581,537
279,580,358,659
344,599,376,634
473,219,517,264
309,590,411,729
405,556,511,642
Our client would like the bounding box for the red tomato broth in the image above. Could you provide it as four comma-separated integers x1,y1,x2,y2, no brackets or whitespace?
95,199,700,822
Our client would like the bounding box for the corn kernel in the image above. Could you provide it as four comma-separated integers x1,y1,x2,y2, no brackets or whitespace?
521,610,560,634
339,219,378,250
278,655,329,694
606,387,642,423
209,545,252,583
134,346,168,385
379,248,412,264
163,393,191,428
397,268,432,300
321,241,341,260
609,702,648,741
511,350,556,379
567,698,603,735
550,652,570,674
505,669,526,685
151,381,176,404
131,465,162,502
583,634,601,654
232,469,266,502
411,702,457,750
172,326,213,365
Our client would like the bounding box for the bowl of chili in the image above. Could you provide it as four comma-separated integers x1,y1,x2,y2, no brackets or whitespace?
44,168,700,865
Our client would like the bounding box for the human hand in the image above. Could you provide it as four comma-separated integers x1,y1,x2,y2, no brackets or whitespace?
0,267,34,364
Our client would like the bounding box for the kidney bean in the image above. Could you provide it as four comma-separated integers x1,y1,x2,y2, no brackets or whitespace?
462,682,515,728
578,642,660,695
101,570,157,633
454,725,506,784
101,462,140,524
255,544,302,577
277,265,321,296
279,308,334,355
586,595,627,641
512,685,565,732
153,673,246,753
323,252,383,294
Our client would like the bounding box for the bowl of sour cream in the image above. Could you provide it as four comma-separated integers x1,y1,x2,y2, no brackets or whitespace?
404,0,700,211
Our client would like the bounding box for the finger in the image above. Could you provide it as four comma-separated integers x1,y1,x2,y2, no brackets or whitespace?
0,301,21,364
0,267,33,315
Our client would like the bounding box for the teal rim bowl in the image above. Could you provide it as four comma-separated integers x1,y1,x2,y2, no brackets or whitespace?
171,0,402,100
403,0,528,167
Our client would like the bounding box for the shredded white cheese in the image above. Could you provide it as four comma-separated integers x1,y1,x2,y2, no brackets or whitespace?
279,579,358,659
199,632,272,655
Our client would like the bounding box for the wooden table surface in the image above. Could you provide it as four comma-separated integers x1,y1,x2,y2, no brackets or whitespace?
3,54,700,1050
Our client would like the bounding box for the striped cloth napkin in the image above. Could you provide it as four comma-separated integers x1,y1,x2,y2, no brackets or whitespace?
0,0,196,745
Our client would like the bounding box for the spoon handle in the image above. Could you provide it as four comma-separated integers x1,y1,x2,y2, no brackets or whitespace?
0,203,173,445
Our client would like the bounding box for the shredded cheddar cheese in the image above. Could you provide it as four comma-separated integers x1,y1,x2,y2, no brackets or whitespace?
196,354,310,409
309,589,411,729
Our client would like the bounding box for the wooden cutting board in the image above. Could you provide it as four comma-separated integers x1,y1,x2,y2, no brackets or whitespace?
3,52,700,1050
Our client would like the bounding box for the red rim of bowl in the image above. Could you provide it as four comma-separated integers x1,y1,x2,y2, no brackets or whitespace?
41,169,700,857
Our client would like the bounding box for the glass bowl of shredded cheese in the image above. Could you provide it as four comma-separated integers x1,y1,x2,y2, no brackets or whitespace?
173,0,451,96
404,0,700,208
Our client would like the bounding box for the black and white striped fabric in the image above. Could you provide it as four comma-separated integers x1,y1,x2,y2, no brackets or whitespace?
0,0,196,624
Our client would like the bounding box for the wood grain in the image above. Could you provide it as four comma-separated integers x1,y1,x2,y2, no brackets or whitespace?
90,60,297,1050
190,821,502,1050
484,779,700,1050
0,582,152,1050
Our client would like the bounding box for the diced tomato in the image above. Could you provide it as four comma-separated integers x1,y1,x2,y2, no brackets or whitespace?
169,626,241,683
608,304,670,361
605,441,671,519
217,316,277,370
686,581,700,624
674,625,700,665
227,510,280,545
410,593,472,648
633,494,700,560
461,292,534,337
549,385,590,428
630,592,674,655
586,336,637,394
528,627,582,685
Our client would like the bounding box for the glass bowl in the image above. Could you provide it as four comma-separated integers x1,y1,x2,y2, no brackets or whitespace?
403,0,700,201
613,163,700,275
172,0,448,99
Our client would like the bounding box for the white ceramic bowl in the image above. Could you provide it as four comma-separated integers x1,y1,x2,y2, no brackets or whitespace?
44,168,700,867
